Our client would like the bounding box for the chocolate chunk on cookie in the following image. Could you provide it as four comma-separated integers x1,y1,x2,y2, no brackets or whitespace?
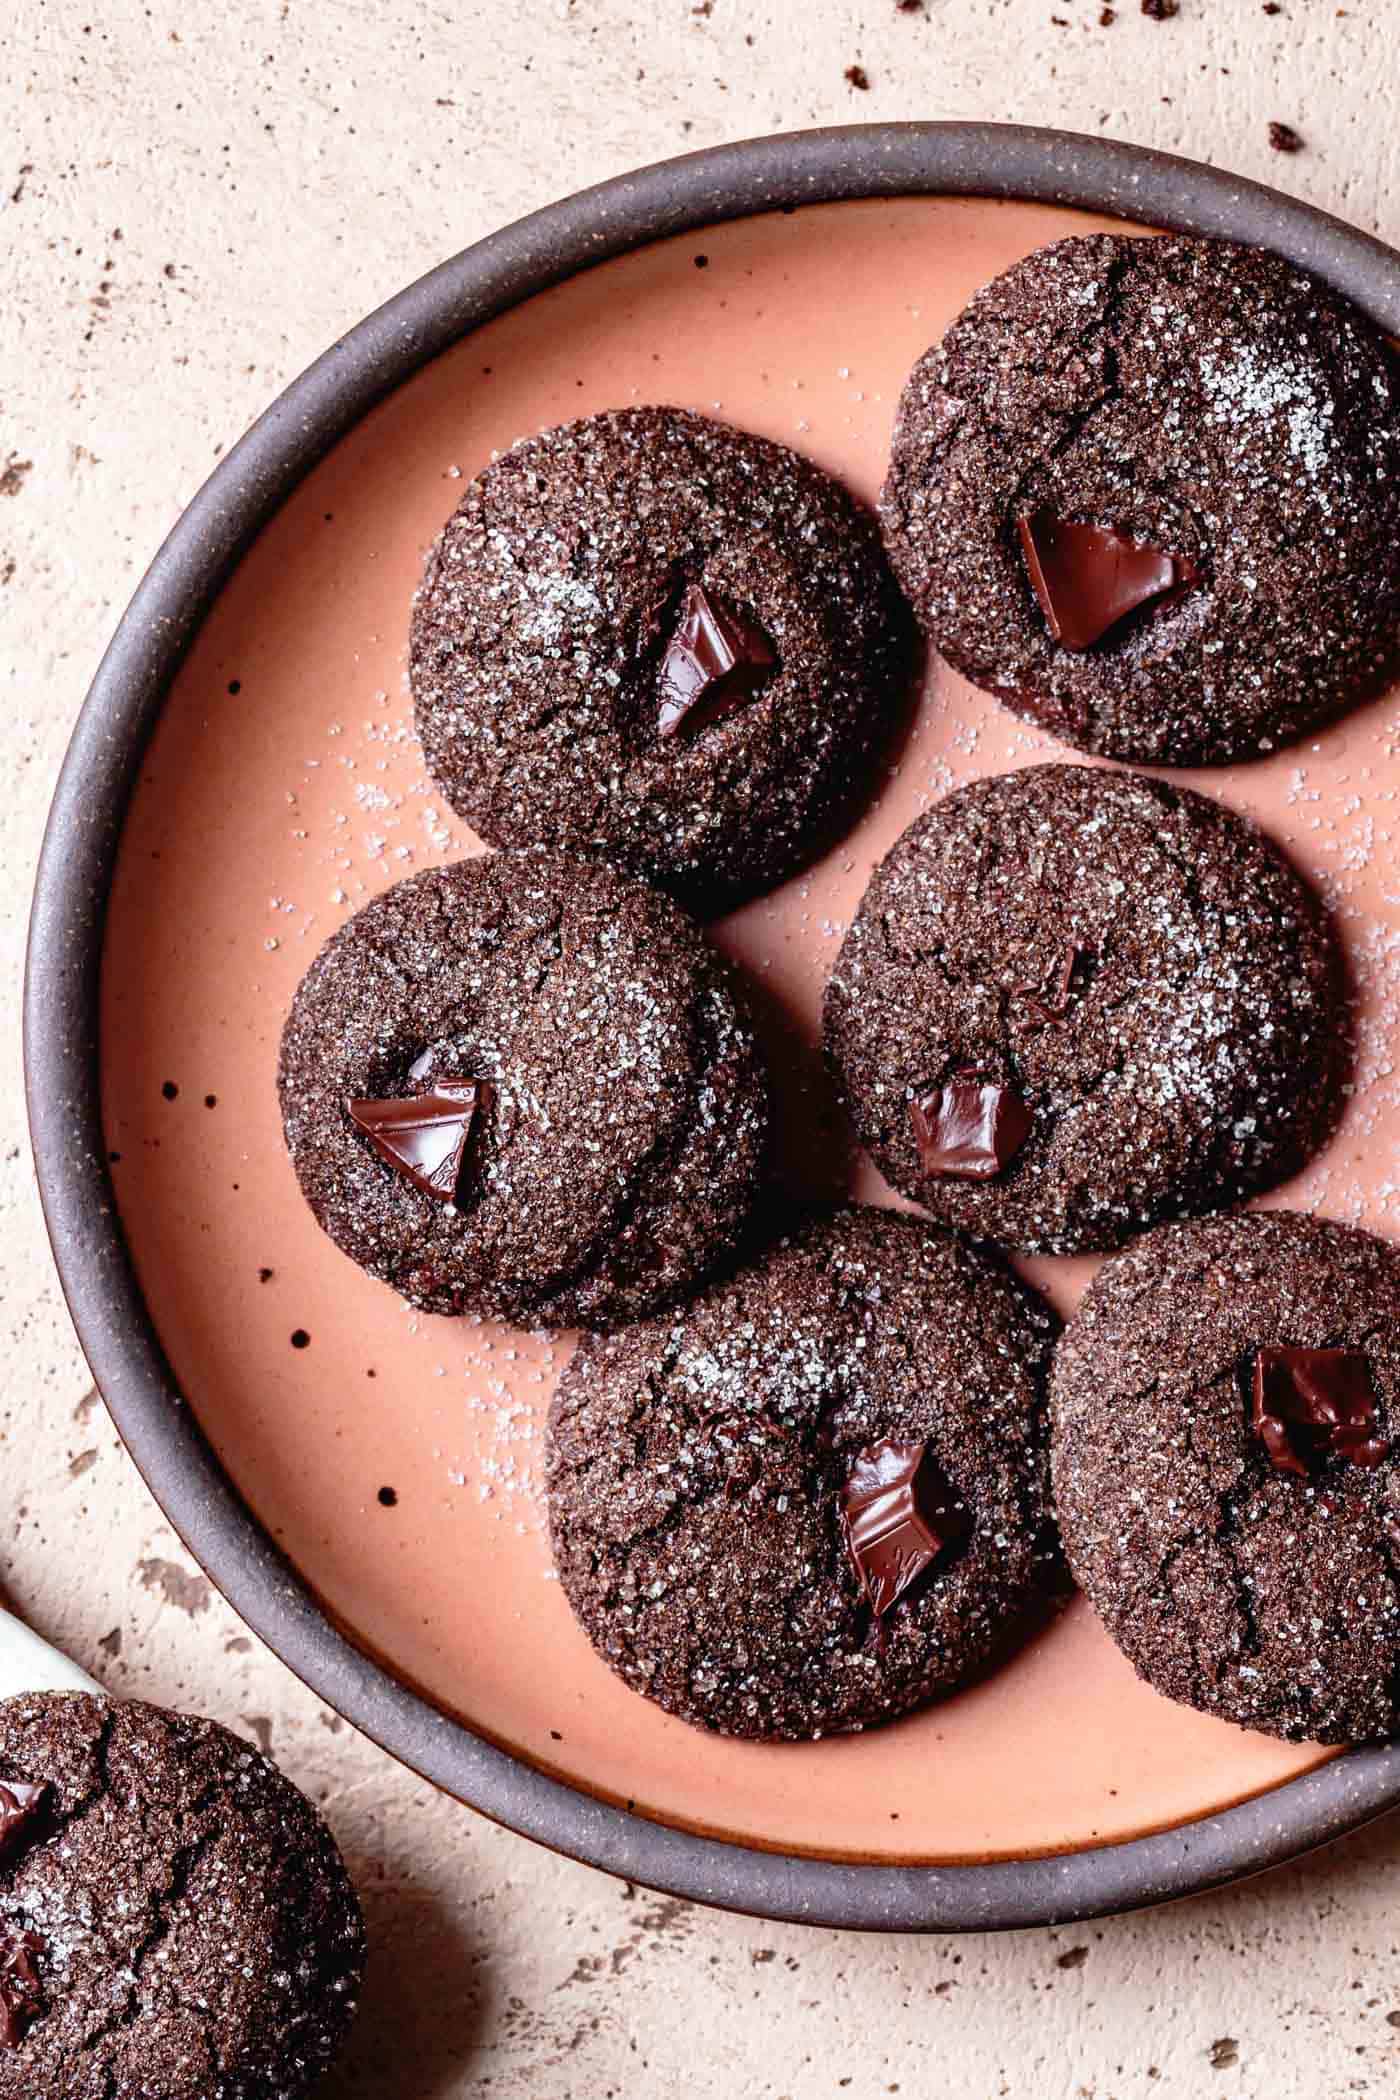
546,1206,1060,1740
823,764,1341,1254
881,234,1400,763
278,850,769,1330
411,408,910,911
1052,1212,1400,1743
0,1692,362,2097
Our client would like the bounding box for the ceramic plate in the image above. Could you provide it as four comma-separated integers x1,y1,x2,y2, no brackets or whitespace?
29,126,1400,1929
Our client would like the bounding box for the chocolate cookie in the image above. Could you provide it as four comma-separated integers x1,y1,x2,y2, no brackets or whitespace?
823,764,1341,1255
0,1692,363,2097
410,407,910,911
1052,1212,1400,1743
546,1206,1059,1740
881,233,1400,764
278,849,769,1329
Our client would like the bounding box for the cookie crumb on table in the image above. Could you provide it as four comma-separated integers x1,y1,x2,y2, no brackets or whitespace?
1269,119,1304,151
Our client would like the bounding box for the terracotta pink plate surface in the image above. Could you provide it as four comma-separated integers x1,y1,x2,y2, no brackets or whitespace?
98,190,1400,1869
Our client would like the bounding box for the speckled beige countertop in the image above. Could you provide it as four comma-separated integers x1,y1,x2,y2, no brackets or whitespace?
7,3,1400,2094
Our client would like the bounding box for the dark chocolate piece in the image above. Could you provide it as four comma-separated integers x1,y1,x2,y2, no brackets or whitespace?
841,1438,968,1618
1251,1346,1386,1476
910,1075,1032,1180
1269,121,1303,153
347,1081,486,1206
0,1932,44,2049
0,1785,47,1862
1016,945,1088,1028
656,582,776,739
1016,510,1194,652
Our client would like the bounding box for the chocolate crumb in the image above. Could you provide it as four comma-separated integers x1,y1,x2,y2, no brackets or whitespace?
1141,0,1178,13
376,1486,398,1508
258,1267,273,1283
844,63,870,87
160,1081,178,1101
203,1093,217,1108
1209,2039,1239,2070
290,1329,310,1350
1100,5,1116,18
1269,120,1304,152
1057,1945,1089,1969
227,678,241,695
693,253,709,269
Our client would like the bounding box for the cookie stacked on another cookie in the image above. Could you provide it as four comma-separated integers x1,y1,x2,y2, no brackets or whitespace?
411,407,910,911
1052,1212,1400,1744
882,233,1400,764
279,849,770,1331
824,763,1342,1255
547,1206,1060,1740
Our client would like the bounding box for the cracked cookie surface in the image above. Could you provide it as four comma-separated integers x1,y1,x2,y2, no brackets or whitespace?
1052,1212,1400,1743
410,407,910,913
278,849,769,1329
880,233,1400,764
546,1206,1060,1740
0,1692,363,2099
822,764,1341,1254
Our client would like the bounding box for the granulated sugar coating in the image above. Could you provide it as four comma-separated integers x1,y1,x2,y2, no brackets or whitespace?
546,1206,1060,1740
0,1692,363,2099
278,849,769,1330
824,764,1342,1253
1053,1212,1400,1743
410,407,911,912
881,235,1400,765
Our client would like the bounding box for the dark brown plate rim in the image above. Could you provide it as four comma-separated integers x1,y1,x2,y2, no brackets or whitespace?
25,122,1400,1932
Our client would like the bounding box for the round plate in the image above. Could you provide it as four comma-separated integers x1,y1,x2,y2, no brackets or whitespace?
27,124,1400,1932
